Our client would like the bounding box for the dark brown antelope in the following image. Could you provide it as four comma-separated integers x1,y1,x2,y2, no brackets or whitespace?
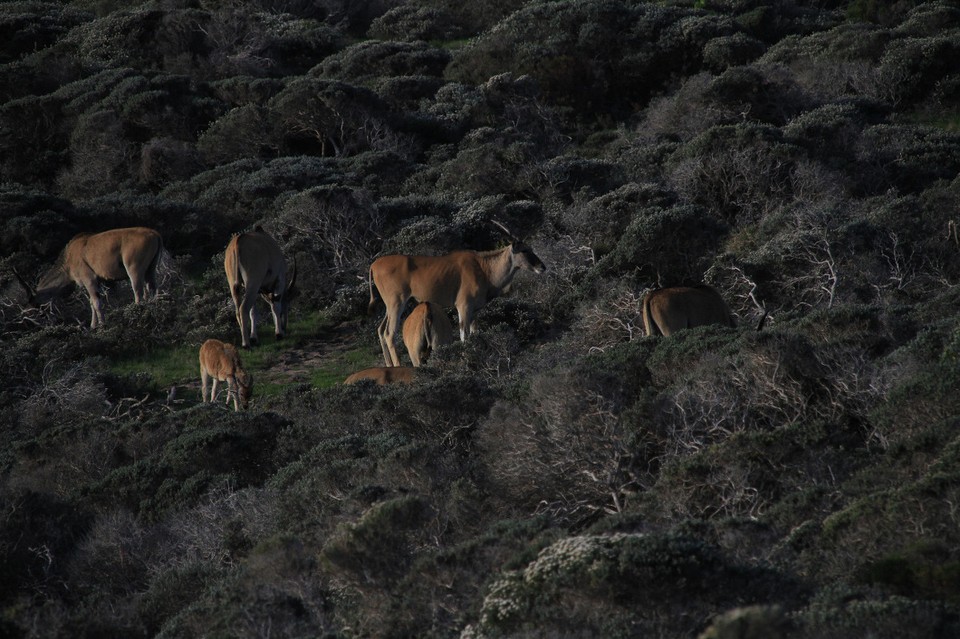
642,285,736,336
199,338,253,411
15,227,163,329
368,221,546,366
344,366,416,385
224,226,297,348
402,301,454,367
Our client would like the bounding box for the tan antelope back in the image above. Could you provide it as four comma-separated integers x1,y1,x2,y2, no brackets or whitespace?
199,338,253,410
402,301,454,367
642,285,735,336
344,366,416,385
22,227,163,329
367,229,546,367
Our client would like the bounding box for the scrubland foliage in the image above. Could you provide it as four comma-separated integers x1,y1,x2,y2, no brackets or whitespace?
3,0,960,637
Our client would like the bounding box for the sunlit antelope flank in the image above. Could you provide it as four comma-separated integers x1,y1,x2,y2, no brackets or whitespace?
344,366,416,385
199,338,253,411
15,227,163,329
368,222,546,367
403,301,454,367
642,285,736,336
224,226,297,349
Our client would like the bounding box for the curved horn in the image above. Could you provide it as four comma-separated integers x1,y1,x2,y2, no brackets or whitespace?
489,218,520,243
11,267,36,301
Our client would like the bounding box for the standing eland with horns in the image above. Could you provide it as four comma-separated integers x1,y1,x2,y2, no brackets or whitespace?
368,220,546,367
14,227,163,329
224,226,297,348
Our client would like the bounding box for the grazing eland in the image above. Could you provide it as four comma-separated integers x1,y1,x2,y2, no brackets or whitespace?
344,366,416,385
642,285,736,336
368,221,546,366
15,227,163,329
224,226,297,348
402,301,454,367
199,338,253,411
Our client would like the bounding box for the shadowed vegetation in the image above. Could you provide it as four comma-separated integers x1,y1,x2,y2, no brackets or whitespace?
2,1,960,637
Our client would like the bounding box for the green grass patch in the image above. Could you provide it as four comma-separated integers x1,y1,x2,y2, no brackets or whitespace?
429,37,471,50
106,311,381,400
109,343,198,390
309,347,378,389
106,312,341,392
904,110,960,132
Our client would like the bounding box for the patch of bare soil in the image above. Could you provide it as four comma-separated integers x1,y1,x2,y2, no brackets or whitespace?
268,321,370,383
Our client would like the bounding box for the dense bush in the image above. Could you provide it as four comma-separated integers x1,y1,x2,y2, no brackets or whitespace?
3,1,960,637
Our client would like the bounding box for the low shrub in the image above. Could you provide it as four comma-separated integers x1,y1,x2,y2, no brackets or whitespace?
322,495,433,583
466,532,787,638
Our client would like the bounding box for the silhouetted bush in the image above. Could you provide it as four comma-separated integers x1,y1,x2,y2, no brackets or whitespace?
277,184,384,275
668,123,803,223
4,0,960,635
268,77,392,156
196,104,280,163
560,182,676,259
207,75,285,107
857,124,960,193
703,32,767,71
0,2,91,64
795,586,960,638
315,40,451,85
322,495,433,581
368,4,465,41
466,532,786,638
588,203,729,289
448,1,727,119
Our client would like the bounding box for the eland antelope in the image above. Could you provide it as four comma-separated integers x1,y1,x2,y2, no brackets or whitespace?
402,301,454,367
15,227,163,329
642,285,736,336
368,222,546,366
199,338,253,411
344,366,416,385
224,226,297,348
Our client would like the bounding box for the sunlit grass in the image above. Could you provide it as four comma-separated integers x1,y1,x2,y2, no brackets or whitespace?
904,110,960,132
310,347,378,389
430,37,471,50
109,343,197,390
106,310,380,398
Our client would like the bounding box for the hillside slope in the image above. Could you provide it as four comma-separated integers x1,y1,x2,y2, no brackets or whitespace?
2,1,960,637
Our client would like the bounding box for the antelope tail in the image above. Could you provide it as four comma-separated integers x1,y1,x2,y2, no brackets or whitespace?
641,292,659,337
423,302,434,350
367,265,382,315
231,243,244,301
147,237,165,289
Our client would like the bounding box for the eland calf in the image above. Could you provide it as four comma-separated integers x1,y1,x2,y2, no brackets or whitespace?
199,338,253,411
368,223,545,366
642,285,736,336
224,226,296,348
344,366,416,385
402,301,454,367
16,227,163,329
